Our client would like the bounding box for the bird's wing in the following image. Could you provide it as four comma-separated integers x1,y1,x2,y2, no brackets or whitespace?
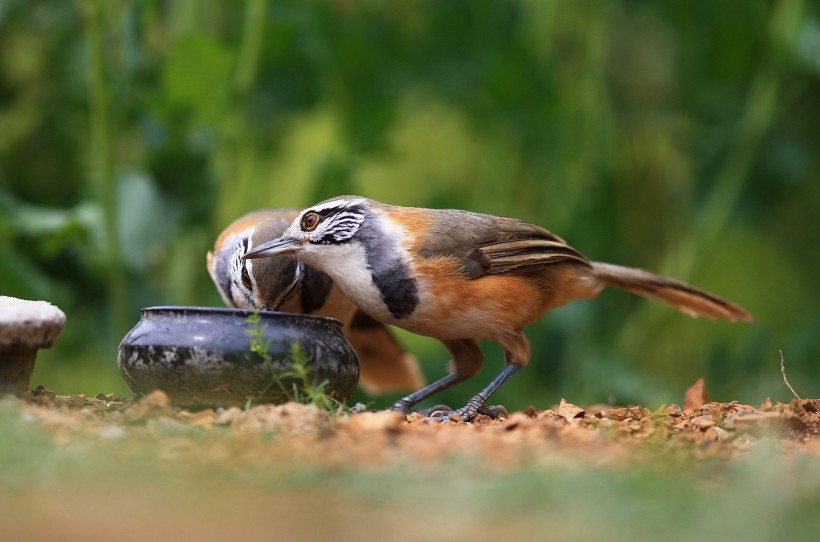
417,211,590,279
474,237,590,276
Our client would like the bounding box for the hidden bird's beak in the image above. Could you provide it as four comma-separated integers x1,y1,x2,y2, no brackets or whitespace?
242,236,303,260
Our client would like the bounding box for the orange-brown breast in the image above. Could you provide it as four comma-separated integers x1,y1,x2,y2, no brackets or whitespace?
370,256,534,341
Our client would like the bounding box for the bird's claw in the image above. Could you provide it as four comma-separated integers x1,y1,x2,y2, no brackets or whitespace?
477,404,509,419
393,401,508,422
390,401,415,415
416,404,452,416
427,406,474,423
423,403,508,423
391,402,453,416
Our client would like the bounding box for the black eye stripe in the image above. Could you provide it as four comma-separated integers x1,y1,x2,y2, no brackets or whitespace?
315,208,337,218
314,211,365,243
237,237,252,290
241,264,252,289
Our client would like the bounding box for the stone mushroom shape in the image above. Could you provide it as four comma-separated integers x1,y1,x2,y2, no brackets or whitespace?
0,296,66,394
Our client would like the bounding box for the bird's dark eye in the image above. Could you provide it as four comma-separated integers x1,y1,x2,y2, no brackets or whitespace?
241,264,252,290
302,212,320,232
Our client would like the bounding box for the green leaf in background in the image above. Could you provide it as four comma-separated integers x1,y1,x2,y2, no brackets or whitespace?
116,170,181,272
162,32,234,124
795,18,820,74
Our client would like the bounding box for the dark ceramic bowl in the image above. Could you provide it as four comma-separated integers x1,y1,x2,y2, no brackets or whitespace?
117,306,360,408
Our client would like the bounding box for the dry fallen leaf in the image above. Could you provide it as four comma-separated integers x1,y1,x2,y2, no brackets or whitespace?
684,378,708,411
557,399,585,421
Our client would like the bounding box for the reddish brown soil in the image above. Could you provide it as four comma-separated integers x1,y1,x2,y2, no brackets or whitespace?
16,380,820,469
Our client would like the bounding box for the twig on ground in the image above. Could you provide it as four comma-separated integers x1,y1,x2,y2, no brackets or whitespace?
779,350,802,401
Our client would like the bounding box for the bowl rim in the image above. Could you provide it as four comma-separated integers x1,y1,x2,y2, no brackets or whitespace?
139,306,344,326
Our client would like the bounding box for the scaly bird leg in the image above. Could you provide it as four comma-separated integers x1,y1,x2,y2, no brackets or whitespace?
390,373,461,414
431,331,530,421
429,364,521,422
391,338,483,415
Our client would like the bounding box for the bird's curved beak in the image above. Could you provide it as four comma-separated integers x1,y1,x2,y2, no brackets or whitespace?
242,236,303,260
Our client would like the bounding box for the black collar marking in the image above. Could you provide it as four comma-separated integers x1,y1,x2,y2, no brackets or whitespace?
355,207,419,320
300,264,333,313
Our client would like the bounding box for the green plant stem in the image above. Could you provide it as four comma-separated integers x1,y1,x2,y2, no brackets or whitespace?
244,310,341,412
234,0,267,97
213,0,267,231
86,0,126,337
674,0,804,277
635,0,803,285
615,0,804,359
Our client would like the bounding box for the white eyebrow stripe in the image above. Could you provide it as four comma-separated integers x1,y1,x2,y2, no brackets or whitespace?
310,198,366,213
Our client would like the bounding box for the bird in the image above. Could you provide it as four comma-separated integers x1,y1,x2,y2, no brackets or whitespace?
207,208,424,395
243,196,754,421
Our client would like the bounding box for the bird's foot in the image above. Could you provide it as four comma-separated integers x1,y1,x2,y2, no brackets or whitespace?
390,399,415,415
416,404,452,416
427,404,477,422
392,398,507,422
478,404,509,419
425,400,508,423
391,403,453,417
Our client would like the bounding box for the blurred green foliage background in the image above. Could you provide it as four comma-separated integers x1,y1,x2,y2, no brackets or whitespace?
1,0,817,411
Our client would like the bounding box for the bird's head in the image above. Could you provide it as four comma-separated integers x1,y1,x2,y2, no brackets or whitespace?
243,196,370,263
207,210,304,310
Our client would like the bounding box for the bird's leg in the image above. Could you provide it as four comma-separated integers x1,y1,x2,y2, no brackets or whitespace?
390,338,483,415
390,373,461,414
430,331,530,422
431,364,521,422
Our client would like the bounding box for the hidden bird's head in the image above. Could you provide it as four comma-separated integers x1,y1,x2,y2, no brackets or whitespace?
207,210,304,310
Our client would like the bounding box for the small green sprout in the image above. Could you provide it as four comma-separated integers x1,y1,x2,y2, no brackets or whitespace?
243,309,346,413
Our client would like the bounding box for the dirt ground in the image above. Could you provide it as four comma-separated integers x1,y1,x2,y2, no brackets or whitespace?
6,379,820,542
14,379,820,469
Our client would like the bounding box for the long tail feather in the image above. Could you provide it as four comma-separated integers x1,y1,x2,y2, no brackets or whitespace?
591,262,754,323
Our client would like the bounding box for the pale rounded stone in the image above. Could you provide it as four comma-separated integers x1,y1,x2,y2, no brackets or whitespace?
0,296,66,349
0,296,66,394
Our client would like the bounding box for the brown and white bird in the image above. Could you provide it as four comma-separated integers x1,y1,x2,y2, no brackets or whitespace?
243,196,754,421
207,209,424,395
